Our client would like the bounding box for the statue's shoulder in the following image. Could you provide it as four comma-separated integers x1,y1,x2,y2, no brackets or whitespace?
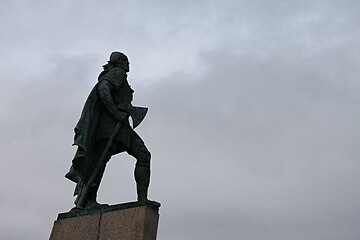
102,67,126,80
100,67,127,88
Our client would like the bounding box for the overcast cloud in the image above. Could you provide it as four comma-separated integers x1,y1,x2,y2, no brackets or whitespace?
1,0,360,239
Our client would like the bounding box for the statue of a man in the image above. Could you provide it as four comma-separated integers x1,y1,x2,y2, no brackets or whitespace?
65,52,158,209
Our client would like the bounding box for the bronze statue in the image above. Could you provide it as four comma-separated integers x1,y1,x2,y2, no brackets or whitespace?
65,52,159,210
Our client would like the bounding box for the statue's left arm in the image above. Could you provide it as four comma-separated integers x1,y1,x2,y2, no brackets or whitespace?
97,79,127,122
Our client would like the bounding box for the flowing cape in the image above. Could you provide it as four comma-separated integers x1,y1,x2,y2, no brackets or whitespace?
65,82,102,195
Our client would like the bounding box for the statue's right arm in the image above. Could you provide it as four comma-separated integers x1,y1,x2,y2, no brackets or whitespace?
97,80,127,121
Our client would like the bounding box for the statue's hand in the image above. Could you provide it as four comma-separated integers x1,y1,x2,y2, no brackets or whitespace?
114,111,128,122
118,103,132,111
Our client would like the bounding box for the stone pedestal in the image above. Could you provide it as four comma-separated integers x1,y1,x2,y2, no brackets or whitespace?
49,202,160,240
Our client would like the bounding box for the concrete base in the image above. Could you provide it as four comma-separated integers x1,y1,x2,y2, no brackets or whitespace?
49,202,159,240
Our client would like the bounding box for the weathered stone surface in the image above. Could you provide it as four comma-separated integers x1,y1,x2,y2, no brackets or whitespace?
100,206,158,240
143,206,160,240
49,204,159,240
49,214,100,240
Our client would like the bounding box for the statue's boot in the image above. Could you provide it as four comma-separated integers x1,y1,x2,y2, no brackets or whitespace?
135,164,161,208
83,157,109,209
138,197,161,208
85,185,109,209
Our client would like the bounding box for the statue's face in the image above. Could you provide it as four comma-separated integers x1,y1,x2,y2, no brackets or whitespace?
122,59,130,72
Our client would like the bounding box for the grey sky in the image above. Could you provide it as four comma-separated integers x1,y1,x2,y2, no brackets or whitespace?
1,0,360,239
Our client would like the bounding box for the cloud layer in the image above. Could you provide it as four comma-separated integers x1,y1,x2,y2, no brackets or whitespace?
1,1,360,239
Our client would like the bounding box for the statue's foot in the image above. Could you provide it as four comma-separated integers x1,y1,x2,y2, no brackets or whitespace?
138,198,161,208
69,206,83,213
85,201,109,210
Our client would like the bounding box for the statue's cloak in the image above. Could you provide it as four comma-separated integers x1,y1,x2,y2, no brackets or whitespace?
65,81,102,195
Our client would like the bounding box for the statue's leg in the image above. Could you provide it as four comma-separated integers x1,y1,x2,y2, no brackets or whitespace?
86,139,126,208
87,140,111,206
127,131,151,202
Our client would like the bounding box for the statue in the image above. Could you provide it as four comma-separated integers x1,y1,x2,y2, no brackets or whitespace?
65,52,159,210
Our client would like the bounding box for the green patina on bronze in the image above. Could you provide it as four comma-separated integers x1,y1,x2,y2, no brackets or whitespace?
65,52,160,212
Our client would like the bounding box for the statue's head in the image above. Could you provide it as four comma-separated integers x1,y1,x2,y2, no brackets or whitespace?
108,51,129,72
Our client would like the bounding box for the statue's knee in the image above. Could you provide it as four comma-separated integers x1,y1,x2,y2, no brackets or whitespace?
142,150,151,164
144,150,151,161
136,150,151,167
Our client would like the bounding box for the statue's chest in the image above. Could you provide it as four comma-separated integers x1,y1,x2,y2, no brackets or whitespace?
112,80,134,103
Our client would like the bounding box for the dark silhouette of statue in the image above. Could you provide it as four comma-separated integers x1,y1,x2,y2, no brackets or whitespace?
65,52,159,210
